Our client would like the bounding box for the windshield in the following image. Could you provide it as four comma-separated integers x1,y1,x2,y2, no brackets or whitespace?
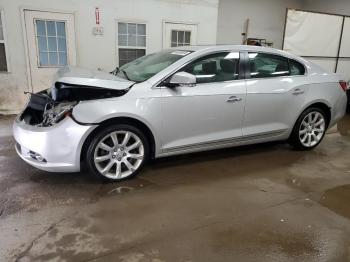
116,50,192,82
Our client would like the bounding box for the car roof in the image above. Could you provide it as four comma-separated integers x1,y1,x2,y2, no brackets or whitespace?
173,44,268,52
172,44,301,60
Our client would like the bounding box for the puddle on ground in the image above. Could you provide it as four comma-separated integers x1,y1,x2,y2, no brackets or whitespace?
91,177,154,202
212,226,319,259
319,184,350,219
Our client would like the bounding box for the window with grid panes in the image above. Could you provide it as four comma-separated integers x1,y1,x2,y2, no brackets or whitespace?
118,22,146,66
171,30,191,47
35,20,68,67
0,11,8,71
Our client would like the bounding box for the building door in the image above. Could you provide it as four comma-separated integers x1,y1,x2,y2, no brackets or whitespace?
163,22,197,48
24,10,76,93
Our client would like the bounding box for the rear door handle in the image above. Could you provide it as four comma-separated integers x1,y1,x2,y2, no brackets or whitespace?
226,96,242,103
292,88,304,95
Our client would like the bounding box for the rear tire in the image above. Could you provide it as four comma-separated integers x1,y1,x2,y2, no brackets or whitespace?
86,124,149,182
289,107,327,150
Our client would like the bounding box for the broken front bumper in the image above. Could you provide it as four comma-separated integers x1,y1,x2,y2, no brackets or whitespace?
13,116,96,172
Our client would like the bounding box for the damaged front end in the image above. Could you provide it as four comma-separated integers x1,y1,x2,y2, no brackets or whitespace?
19,82,130,127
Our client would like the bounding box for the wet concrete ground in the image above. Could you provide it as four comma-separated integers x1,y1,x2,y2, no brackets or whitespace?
1,114,350,261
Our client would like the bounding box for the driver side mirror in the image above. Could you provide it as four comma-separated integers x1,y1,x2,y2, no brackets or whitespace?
165,72,196,88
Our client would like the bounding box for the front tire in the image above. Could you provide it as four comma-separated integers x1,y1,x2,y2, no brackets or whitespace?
290,107,327,150
86,124,149,182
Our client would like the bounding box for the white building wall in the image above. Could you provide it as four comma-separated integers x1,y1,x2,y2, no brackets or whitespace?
303,0,350,16
0,0,218,114
216,0,304,48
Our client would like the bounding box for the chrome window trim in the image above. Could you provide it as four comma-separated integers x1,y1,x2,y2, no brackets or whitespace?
152,49,309,89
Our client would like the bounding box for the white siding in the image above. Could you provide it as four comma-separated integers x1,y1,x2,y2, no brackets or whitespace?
303,0,350,16
216,0,303,48
0,0,218,114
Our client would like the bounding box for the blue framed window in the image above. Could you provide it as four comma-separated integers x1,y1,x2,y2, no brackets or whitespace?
35,20,67,67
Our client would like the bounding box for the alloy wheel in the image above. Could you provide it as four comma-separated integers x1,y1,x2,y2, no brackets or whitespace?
93,130,144,179
298,111,325,147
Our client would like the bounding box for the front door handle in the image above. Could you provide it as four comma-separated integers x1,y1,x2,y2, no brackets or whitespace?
292,88,304,95
226,96,242,103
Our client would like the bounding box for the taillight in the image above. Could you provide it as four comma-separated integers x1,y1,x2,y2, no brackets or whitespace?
339,81,348,92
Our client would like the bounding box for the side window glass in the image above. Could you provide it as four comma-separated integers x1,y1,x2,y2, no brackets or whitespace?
249,53,289,78
183,52,240,84
289,59,305,75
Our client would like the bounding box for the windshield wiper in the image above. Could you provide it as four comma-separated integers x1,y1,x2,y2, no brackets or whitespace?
110,67,131,81
121,69,130,80
110,67,119,75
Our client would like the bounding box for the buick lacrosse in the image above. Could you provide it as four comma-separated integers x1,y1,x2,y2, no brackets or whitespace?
14,45,347,181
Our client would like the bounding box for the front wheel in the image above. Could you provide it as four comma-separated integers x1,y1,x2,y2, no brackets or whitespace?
86,124,149,181
290,107,327,150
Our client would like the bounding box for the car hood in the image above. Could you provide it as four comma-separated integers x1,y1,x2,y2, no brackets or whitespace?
54,66,135,90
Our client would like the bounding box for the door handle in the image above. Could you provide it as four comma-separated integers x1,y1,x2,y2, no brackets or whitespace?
292,88,304,95
226,96,242,103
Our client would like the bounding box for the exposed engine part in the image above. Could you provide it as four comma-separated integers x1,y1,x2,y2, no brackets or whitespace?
53,82,130,102
20,91,54,126
40,102,77,127
20,82,130,127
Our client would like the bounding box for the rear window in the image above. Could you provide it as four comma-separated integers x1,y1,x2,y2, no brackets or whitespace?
289,59,305,76
249,52,289,78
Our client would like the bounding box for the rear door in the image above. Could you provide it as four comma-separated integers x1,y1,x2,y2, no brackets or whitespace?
242,52,308,137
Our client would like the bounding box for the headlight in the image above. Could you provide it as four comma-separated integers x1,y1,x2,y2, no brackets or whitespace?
41,102,77,126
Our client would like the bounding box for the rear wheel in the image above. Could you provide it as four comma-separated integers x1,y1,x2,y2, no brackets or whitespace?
86,124,149,181
290,107,327,150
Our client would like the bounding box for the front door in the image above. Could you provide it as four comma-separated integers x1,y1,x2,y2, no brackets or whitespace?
160,51,246,152
24,10,76,93
163,22,197,48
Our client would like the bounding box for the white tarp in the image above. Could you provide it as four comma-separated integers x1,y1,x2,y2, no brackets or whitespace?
338,17,350,80
284,9,343,57
339,17,350,57
283,9,350,80
306,58,337,73
337,59,350,81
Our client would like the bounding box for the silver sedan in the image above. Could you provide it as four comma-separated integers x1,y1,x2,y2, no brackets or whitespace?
13,45,348,181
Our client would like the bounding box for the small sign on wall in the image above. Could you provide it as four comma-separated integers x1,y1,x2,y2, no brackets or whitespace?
93,26,104,35
93,7,104,35
95,7,100,25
